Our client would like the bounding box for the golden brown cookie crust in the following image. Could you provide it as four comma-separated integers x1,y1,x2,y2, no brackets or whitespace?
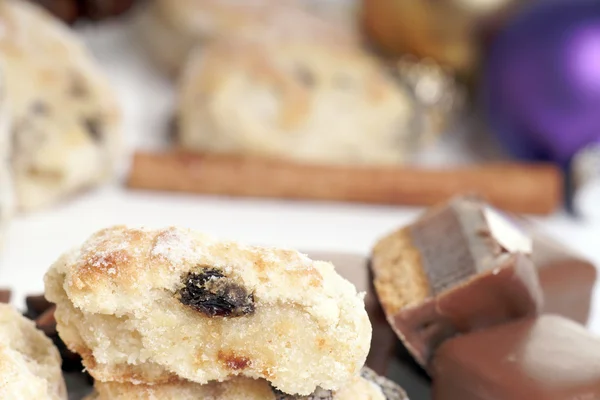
45,226,371,395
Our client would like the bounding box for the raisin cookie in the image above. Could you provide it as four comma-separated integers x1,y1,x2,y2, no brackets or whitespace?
136,0,357,76
0,0,121,211
84,368,408,399
44,226,371,395
0,304,67,400
176,34,417,165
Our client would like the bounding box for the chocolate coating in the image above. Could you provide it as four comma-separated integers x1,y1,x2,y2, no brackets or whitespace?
432,315,600,400
371,196,543,367
530,229,597,324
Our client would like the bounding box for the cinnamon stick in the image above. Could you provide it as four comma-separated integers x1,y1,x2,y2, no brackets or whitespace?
127,151,563,215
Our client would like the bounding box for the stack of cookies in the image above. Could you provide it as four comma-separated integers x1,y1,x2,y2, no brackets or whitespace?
44,226,409,399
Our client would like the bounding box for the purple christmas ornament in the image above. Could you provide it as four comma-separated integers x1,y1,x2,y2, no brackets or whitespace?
484,0,600,217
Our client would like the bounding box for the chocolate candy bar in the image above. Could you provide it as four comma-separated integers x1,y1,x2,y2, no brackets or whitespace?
371,196,543,367
469,199,596,324
305,252,398,376
530,229,596,324
431,315,600,400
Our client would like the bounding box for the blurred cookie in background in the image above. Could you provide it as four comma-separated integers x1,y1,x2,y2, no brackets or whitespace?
176,35,415,165
136,0,360,77
175,31,461,165
0,0,122,211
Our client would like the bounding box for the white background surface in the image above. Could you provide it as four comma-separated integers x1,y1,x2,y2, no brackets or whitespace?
1,18,599,334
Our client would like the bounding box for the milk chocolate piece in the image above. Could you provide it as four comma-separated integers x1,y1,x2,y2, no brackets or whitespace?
425,196,597,324
306,252,397,376
371,196,543,367
530,229,596,324
472,201,596,324
432,315,600,400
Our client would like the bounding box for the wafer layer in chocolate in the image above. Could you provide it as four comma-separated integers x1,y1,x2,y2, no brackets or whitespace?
431,315,600,400
371,196,543,367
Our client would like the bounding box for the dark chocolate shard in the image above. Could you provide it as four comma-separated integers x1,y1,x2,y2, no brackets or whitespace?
272,387,333,400
25,294,53,319
361,367,409,400
178,268,255,317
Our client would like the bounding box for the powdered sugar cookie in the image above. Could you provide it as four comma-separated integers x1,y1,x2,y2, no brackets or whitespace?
0,0,121,211
45,226,371,395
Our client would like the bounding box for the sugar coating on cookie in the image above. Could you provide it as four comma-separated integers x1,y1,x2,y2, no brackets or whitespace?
45,226,372,395
0,0,121,211
84,368,402,400
176,32,414,165
0,304,67,400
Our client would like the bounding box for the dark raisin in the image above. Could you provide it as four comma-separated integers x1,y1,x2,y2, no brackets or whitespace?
178,269,255,317
25,294,53,319
272,387,333,400
83,117,103,142
294,64,316,87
